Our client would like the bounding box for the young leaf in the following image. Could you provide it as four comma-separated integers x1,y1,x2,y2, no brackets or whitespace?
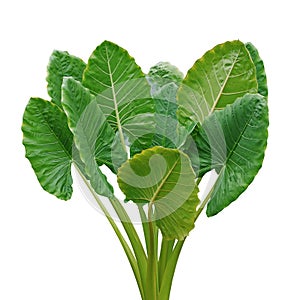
117,146,199,240
245,42,268,98
147,61,184,95
47,50,86,107
62,78,117,197
82,40,155,151
131,62,185,155
193,94,268,216
177,40,258,127
152,85,179,148
22,98,73,200
150,62,185,149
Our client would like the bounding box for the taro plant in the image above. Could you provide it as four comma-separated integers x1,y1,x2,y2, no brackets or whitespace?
22,40,268,300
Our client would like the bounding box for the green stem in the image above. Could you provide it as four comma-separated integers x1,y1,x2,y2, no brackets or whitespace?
159,185,215,299
74,166,145,299
159,240,184,300
109,198,148,294
138,204,151,256
195,184,214,220
196,176,202,186
154,222,159,266
158,238,175,289
146,203,158,300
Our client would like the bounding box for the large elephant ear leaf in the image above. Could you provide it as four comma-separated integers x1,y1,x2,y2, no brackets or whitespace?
62,78,116,198
177,40,258,127
117,146,199,240
22,98,73,200
82,40,155,152
245,42,268,98
47,50,86,107
193,94,268,216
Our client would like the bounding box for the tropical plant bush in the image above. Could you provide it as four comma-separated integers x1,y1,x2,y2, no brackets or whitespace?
22,40,268,300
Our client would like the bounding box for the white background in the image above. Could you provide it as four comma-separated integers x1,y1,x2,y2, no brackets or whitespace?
1,0,299,299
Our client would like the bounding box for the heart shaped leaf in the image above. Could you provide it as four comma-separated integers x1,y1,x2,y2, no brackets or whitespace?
117,146,199,240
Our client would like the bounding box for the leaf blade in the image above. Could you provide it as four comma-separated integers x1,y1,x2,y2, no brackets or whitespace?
149,63,184,149
22,98,73,200
82,41,155,152
117,146,199,240
147,61,184,95
62,78,117,197
131,62,186,155
177,40,258,126
245,42,268,98
193,94,268,216
47,50,86,107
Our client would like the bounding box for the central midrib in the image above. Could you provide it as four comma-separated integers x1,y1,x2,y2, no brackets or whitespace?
149,156,180,205
105,47,127,153
209,47,241,115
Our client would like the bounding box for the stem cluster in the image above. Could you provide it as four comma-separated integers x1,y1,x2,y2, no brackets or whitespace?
77,167,213,300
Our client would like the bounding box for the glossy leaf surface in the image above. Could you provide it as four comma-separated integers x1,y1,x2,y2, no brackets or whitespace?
22,98,73,200
47,50,86,107
82,41,155,150
62,78,117,197
245,42,268,98
194,94,268,216
177,40,258,127
62,78,126,173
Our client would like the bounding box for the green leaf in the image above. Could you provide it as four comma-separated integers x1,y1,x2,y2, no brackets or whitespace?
117,146,199,240
193,94,268,216
180,133,202,177
62,78,116,197
177,40,258,127
82,40,155,151
245,42,268,98
47,50,86,107
147,61,184,95
130,63,185,155
22,98,73,200
152,86,179,149
149,63,184,149
62,78,127,173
